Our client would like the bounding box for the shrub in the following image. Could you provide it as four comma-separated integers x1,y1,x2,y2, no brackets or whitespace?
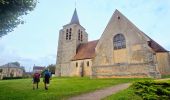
3,77,23,80
132,81,170,100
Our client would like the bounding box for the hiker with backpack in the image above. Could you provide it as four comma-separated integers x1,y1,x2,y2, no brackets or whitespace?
43,69,51,90
32,71,41,90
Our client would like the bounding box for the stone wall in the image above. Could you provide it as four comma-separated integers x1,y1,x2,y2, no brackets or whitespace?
92,10,161,78
71,59,92,76
0,67,23,79
92,63,160,78
156,52,170,75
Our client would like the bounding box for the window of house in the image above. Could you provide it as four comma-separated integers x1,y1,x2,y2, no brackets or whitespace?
76,62,78,67
113,34,126,50
69,28,72,40
87,61,89,67
66,29,69,40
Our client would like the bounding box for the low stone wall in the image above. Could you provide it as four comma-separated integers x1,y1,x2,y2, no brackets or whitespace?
92,63,160,78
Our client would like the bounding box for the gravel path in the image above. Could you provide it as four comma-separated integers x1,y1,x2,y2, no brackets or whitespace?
68,83,130,100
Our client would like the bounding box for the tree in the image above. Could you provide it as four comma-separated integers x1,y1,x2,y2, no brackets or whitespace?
11,62,20,67
46,64,56,74
0,0,37,37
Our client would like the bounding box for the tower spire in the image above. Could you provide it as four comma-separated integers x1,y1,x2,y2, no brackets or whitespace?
70,8,80,25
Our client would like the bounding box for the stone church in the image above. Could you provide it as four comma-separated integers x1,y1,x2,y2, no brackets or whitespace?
55,9,170,78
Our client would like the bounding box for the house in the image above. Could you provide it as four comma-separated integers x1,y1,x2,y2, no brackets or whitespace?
55,9,170,78
0,62,24,79
33,65,45,73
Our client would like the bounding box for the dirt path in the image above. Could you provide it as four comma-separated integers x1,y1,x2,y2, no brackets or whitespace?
68,83,130,100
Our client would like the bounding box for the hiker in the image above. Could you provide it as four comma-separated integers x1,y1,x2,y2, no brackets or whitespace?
32,71,40,90
43,69,51,90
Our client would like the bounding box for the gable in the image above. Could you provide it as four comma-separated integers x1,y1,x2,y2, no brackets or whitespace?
96,9,167,53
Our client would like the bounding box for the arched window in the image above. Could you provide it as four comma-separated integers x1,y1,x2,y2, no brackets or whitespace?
78,29,81,40
69,28,72,40
113,34,126,50
66,29,69,40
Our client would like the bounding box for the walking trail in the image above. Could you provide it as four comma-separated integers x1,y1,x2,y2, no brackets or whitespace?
68,83,130,100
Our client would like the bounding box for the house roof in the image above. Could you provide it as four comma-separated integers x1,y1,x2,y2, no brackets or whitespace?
72,40,99,61
0,63,24,70
33,66,45,70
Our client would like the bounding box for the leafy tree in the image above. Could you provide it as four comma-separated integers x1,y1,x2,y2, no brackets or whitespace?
0,0,37,37
11,62,20,67
46,64,56,74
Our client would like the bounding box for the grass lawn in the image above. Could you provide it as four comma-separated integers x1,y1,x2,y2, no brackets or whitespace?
0,77,149,100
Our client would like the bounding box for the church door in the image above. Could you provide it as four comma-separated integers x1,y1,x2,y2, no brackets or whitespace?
80,62,84,77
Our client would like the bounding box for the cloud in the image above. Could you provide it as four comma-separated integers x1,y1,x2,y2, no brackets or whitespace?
0,43,56,72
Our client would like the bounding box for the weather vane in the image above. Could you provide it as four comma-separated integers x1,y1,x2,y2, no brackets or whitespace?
75,0,77,8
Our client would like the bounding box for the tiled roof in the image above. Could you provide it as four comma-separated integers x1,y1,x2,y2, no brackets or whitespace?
72,40,99,61
141,31,168,52
148,39,168,52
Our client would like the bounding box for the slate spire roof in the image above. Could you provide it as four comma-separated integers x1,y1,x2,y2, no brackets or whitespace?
70,8,80,25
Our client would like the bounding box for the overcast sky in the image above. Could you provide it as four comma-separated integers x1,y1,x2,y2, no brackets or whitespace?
0,0,170,72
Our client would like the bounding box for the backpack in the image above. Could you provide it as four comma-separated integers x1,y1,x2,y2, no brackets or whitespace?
34,73,40,79
44,72,50,78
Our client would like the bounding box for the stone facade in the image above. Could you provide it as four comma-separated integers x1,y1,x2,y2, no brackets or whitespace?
56,9,170,78
0,63,24,79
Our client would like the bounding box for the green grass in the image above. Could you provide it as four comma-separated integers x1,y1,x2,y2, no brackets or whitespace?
0,77,150,100
103,87,142,100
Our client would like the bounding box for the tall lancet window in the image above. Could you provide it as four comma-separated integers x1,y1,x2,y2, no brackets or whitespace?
78,29,81,41
69,28,72,40
66,29,69,40
113,34,126,50
81,31,83,41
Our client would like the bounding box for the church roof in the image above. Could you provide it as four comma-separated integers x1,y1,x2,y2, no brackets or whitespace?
70,8,80,25
148,37,168,52
72,40,99,61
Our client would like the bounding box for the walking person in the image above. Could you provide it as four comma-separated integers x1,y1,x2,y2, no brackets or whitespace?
32,71,40,90
43,69,51,90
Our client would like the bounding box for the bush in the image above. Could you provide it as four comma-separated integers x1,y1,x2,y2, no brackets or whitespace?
132,80,170,100
3,77,23,80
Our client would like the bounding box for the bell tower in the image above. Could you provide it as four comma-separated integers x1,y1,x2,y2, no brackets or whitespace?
56,9,88,76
